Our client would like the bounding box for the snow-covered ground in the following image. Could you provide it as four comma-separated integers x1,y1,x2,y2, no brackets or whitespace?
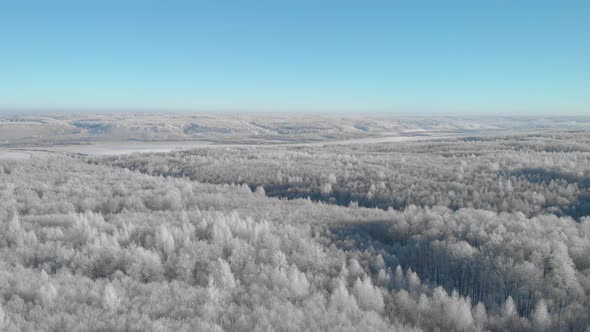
0,134,452,157
20,140,214,156
0,151,31,160
2,113,588,150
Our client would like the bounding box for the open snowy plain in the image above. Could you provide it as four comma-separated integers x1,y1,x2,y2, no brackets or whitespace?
1,113,590,331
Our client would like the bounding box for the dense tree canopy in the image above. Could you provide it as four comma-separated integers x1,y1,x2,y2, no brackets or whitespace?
2,131,589,331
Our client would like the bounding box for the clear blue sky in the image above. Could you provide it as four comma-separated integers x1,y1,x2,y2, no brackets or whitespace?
1,1,588,115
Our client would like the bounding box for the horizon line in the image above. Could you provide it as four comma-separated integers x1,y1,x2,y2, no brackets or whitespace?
1,107,589,118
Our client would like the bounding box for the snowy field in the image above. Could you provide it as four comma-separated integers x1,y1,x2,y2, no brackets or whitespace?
0,151,31,160
16,141,214,156
1,114,590,331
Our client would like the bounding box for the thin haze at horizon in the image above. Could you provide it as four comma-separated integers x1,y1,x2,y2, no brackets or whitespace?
1,1,589,115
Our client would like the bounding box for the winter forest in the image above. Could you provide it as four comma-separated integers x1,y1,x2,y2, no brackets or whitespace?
1,114,590,331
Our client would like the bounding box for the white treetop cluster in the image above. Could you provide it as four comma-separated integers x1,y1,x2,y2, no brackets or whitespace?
98,131,590,219
1,130,589,331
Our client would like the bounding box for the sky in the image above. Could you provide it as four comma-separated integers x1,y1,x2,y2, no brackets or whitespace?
1,1,589,115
